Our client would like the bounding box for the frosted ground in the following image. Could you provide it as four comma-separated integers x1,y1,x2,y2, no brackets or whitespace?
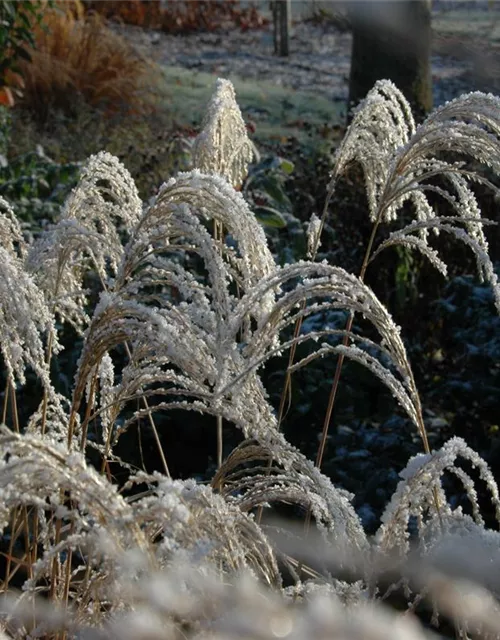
114,1,500,138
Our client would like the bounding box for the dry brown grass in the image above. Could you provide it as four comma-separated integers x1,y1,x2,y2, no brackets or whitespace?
18,3,158,122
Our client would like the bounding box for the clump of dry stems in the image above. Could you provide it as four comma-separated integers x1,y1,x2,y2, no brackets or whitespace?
0,78,500,639
17,1,157,122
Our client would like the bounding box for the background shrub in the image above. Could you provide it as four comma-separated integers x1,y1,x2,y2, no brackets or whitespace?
84,0,268,33
0,1,46,106
17,2,158,122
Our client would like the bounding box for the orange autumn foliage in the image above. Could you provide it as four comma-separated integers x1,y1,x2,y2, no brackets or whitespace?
17,3,157,121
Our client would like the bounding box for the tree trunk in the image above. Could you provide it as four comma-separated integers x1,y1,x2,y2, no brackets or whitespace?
348,0,432,120
271,0,291,57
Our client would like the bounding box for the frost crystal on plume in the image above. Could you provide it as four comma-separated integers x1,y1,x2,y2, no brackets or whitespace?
193,78,254,187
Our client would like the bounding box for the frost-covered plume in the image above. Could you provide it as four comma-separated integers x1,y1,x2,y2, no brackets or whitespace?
0,428,149,627
0,430,284,632
24,391,74,442
0,195,27,258
306,213,322,259
73,166,434,557
94,351,115,446
213,439,368,558
27,152,142,331
0,197,56,388
0,431,148,547
69,169,277,447
192,79,254,187
215,260,424,440
373,437,500,625
2,75,500,639
125,473,281,586
329,83,500,312
376,437,500,560
77,169,422,453
69,168,387,556
330,80,416,221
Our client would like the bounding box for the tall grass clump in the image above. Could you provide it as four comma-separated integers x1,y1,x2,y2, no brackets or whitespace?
0,77,500,639
16,2,156,122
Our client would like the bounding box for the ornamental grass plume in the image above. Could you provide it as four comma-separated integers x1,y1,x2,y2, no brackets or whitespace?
327,81,500,310
0,430,280,633
0,197,56,389
0,78,500,638
27,151,142,332
71,163,417,558
376,437,500,560
192,78,254,187
306,81,500,486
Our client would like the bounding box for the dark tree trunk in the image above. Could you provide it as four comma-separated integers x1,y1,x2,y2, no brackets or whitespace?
348,0,432,120
271,0,291,57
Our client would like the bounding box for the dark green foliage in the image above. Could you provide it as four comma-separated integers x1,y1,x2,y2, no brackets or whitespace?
243,154,294,229
0,110,80,229
0,1,46,86
425,270,500,441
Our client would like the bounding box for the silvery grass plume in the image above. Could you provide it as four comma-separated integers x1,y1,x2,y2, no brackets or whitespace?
373,437,500,623
330,80,416,222
70,169,276,437
69,83,500,563
327,81,500,311
24,390,76,442
0,197,56,389
3,429,497,637
192,78,254,187
2,432,500,640
72,165,436,551
26,152,142,332
0,429,279,635
68,167,368,552
376,437,500,560
212,439,368,559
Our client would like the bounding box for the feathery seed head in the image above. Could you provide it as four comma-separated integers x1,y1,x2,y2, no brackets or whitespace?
193,79,254,187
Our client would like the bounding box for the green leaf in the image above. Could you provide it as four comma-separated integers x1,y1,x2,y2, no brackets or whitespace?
254,206,287,228
279,158,294,175
261,175,289,206
17,11,32,28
